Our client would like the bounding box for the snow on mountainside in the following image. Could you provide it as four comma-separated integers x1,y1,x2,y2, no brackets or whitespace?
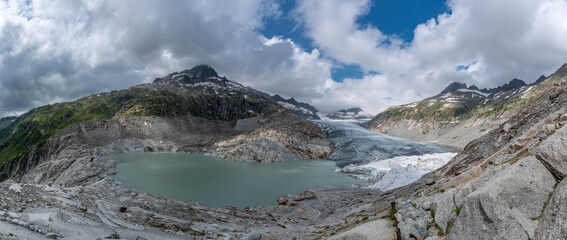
379,77,536,123
155,65,321,120
264,94,320,120
364,67,564,148
325,107,373,120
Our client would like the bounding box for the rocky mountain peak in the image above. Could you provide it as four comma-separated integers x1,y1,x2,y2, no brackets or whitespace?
489,78,527,93
340,107,363,113
468,85,480,91
152,64,234,87
185,65,219,79
550,63,567,78
533,75,547,85
439,82,467,95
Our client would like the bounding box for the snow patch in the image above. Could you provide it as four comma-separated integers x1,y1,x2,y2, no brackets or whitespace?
9,183,22,193
277,102,314,115
456,88,489,97
405,102,418,108
521,86,533,99
339,152,457,191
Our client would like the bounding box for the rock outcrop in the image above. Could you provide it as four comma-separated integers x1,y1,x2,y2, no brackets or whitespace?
213,111,330,162
535,125,567,180
449,156,555,239
535,177,567,239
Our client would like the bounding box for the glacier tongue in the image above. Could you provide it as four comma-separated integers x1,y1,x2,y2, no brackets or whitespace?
345,152,457,191
316,120,457,191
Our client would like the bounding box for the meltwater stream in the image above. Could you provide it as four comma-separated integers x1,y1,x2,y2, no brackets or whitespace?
110,120,457,208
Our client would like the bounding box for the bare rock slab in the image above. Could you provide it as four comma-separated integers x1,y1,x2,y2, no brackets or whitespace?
535,125,567,180
535,177,567,239
448,156,555,240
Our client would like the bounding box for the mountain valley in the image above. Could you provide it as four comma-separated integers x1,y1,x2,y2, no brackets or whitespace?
1,64,567,239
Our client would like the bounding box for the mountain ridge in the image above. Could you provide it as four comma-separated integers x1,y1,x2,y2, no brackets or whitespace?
364,71,557,148
324,107,373,120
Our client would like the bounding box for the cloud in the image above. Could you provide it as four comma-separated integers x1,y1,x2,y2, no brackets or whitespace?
1,0,567,117
295,0,567,114
0,0,332,117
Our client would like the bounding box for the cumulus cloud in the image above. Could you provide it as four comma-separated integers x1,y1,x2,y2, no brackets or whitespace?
0,0,332,117
296,0,567,114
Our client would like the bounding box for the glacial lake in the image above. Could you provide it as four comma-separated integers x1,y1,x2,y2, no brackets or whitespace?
109,152,364,208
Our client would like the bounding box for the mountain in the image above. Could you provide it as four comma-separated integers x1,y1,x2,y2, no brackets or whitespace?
0,65,330,184
0,116,17,131
264,94,320,120
364,74,546,148
324,107,373,120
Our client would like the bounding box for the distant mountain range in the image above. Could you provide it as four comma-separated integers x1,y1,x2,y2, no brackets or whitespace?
323,107,373,120
261,93,373,121
263,94,321,120
365,63,567,148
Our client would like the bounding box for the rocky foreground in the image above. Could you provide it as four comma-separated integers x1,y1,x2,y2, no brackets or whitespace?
0,177,400,239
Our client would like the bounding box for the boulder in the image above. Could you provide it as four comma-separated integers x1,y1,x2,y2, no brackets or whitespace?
534,178,567,239
535,125,567,180
242,231,263,240
430,190,457,232
447,156,555,239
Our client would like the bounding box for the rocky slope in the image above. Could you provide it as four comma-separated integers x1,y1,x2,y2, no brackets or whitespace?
365,72,551,148
0,65,330,182
377,63,567,239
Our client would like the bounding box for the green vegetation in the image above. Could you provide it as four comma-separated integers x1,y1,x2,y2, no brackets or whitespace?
0,85,279,167
389,207,398,227
503,148,531,165
427,209,445,236
455,207,462,216
445,222,454,235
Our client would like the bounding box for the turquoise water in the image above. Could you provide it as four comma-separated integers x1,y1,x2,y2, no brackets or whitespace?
109,152,364,208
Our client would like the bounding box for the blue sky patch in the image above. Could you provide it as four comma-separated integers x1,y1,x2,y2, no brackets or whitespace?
260,0,450,82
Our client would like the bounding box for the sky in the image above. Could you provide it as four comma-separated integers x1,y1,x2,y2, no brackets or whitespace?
1,0,567,117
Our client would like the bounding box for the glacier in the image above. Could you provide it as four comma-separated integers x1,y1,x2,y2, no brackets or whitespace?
315,120,457,191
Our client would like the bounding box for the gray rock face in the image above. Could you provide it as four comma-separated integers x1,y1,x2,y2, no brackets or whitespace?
448,156,556,240
429,190,457,232
535,125,567,180
213,111,331,162
535,177,567,239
